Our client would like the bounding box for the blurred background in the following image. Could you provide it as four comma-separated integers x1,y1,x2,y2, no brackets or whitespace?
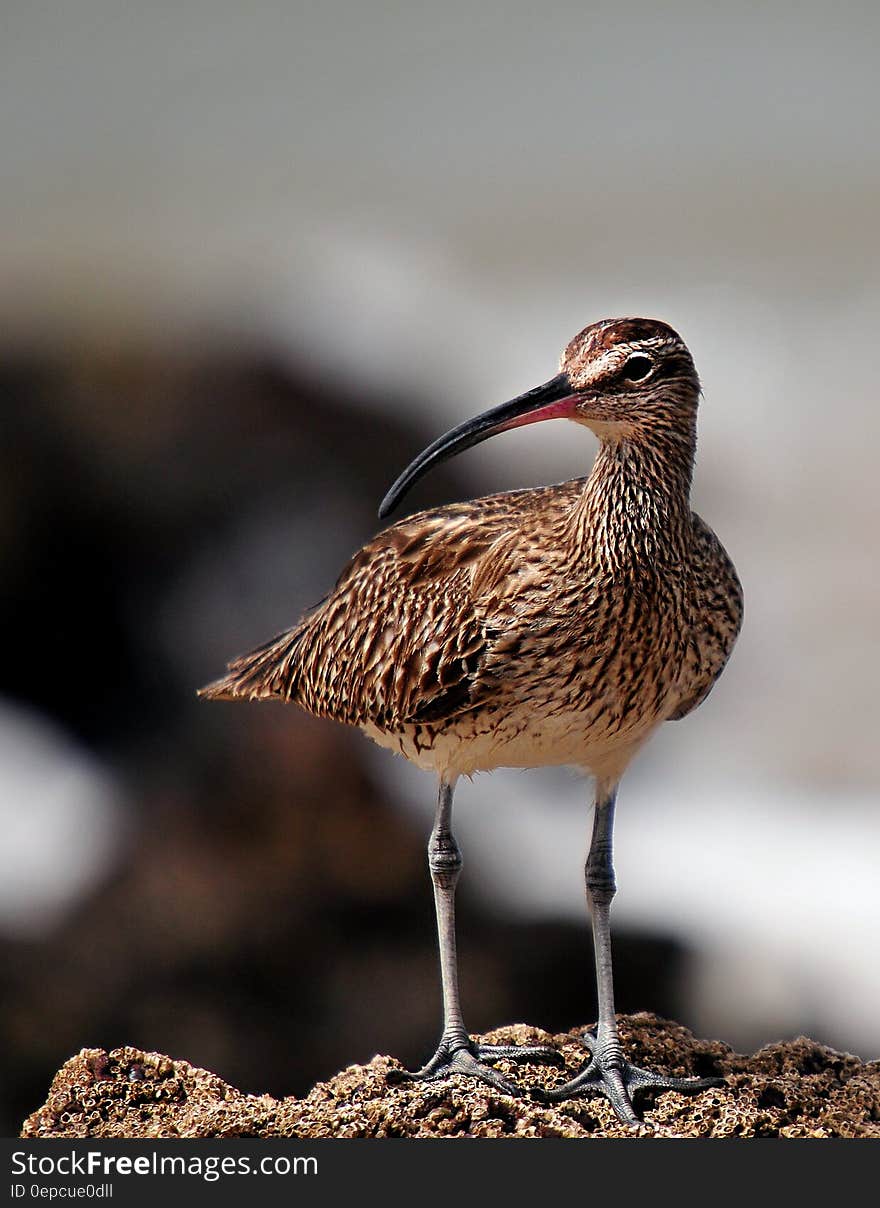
2,1,879,1134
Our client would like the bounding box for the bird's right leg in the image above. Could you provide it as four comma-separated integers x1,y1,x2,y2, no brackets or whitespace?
388,775,561,1094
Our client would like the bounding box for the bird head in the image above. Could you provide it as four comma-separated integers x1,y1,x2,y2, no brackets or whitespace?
379,317,700,518
561,317,699,438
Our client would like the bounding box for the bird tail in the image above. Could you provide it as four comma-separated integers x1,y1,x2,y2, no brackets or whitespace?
198,625,306,704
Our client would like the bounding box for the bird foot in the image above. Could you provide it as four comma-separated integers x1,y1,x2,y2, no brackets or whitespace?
538,1029,723,1128
387,1036,563,1097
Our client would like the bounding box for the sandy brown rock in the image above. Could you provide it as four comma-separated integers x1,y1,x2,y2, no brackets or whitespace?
20,1014,880,1139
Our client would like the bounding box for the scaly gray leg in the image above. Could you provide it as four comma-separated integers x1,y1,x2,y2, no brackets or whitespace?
388,776,561,1094
541,780,721,1125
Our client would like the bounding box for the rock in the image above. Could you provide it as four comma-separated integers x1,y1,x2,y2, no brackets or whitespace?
20,1014,880,1139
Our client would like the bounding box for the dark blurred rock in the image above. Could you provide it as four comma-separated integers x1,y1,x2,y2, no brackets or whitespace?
21,1014,880,1138
0,346,468,750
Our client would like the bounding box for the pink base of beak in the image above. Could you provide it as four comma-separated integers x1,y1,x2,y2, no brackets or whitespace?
497,396,580,432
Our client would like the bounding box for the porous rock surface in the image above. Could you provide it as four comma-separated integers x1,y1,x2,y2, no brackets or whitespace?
20,1014,880,1139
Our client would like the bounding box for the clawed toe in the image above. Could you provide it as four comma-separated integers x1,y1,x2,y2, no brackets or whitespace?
387,1037,562,1096
389,1047,517,1095
541,1031,723,1126
479,1042,564,1067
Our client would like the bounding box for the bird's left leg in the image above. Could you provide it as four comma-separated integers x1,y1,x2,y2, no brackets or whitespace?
542,780,721,1126
389,775,562,1094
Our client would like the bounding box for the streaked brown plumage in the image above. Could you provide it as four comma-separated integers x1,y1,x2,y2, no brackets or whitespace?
201,316,743,1126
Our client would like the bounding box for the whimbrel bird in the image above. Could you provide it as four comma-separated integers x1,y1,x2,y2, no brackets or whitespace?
201,317,743,1126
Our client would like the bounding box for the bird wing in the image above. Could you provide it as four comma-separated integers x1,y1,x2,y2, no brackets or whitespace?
200,480,586,731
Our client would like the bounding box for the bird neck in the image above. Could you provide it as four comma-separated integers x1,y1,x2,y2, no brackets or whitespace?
576,421,697,568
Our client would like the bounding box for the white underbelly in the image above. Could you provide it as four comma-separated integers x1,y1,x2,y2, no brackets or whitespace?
362,710,658,782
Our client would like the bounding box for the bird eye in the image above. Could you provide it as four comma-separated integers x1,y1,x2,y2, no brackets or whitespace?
620,355,654,382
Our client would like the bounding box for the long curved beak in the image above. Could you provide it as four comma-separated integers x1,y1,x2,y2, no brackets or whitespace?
378,372,576,518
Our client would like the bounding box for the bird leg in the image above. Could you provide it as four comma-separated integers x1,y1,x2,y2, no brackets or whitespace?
542,782,720,1126
388,776,561,1094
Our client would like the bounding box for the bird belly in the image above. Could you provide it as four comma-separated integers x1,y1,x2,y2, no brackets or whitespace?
362,705,659,782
